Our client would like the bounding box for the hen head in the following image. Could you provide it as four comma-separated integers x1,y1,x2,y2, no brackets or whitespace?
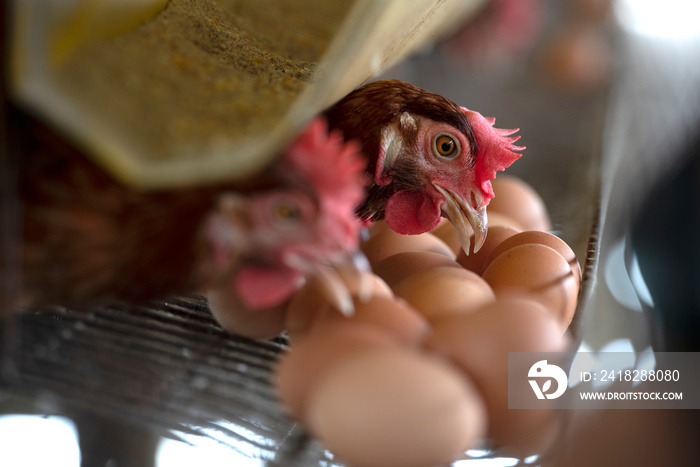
325,80,524,254
203,117,366,311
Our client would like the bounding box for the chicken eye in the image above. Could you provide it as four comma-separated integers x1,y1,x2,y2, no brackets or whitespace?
434,134,460,159
271,201,301,224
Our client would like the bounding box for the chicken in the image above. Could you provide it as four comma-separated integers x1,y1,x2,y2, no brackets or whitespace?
442,0,543,68
324,79,524,255
202,117,368,323
10,117,366,323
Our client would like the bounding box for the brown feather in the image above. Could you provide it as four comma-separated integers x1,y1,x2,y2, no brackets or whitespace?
355,158,426,222
16,123,230,307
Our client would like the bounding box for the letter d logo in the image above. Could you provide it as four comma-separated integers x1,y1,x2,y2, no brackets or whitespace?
528,360,568,400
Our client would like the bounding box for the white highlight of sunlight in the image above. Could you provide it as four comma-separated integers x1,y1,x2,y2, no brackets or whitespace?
615,0,700,39
568,342,597,388
628,251,654,308
569,341,656,390
0,415,80,467
571,339,636,391
453,450,530,466
453,457,519,466
604,238,642,311
632,346,657,388
592,339,637,390
598,337,635,355
157,436,262,467
157,421,270,467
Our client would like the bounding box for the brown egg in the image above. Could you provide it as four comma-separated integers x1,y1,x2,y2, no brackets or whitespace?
285,282,330,343
487,230,582,284
285,271,393,342
366,219,392,238
425,297,570,456
372,251,462,287
481,243,579,331
392,266,495,323
456,225,521,275
486,211,526,230
306,348,487,467
489,175,552,232
429,218,464,255
206,288,287,339
312,294,430,347
361,227,455,265
274,321,398,420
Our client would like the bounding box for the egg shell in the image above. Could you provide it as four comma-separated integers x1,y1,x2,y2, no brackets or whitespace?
429,218,465,255
487,230,582,284
361,227,455,265
306,347,487,467
425,297,569,455
371,251,462,288
489,175,552,232
456,225,522,275
481,243,579,332
486,211,526,230
274,321,398,420
285,283,329,343
206,288,286,339
311,294,430,347
366,219,392,238
392,266,495,323
285,271,393,342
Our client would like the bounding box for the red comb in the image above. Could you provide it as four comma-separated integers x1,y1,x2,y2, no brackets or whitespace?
461,107,524,201
284,118,366,205
283,117,367,251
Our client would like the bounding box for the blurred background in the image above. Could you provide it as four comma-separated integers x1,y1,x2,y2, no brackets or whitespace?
2,0,699,465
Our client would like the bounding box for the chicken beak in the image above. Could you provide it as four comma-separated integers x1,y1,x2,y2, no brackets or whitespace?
433,183,488,255
284,251,372,317
336,252,373,303
305,265,355,316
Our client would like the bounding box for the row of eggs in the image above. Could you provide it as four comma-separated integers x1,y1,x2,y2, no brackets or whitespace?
274,175,581,467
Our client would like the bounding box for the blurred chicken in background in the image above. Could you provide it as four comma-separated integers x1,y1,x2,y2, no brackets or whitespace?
9,117,367,338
